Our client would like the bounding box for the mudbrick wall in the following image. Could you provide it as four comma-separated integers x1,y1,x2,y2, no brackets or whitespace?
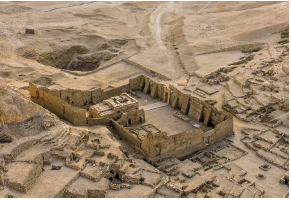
3,142,49,193
4,163,43,193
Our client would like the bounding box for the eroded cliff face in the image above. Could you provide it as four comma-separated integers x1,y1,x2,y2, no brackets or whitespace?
0,86,56,124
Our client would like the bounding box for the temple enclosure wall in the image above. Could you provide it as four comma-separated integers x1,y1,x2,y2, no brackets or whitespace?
139,118,233,162
30,78,143,109
141,129,206,161
29,83,87,126
29,74,234,161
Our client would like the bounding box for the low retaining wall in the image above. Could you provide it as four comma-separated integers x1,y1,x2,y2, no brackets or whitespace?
61,39,142,77
87,118,112,126
197,43,267,56
123,59,170,80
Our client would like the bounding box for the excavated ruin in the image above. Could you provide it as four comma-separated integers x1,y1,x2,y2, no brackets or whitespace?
15,39,133,71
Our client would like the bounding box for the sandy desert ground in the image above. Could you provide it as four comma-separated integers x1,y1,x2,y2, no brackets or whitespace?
0,1,289,198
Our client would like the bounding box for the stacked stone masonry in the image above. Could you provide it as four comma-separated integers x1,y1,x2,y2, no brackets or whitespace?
29,75,233,162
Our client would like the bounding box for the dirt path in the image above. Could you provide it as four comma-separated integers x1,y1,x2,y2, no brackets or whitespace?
155,1,174,74
156,1,174,51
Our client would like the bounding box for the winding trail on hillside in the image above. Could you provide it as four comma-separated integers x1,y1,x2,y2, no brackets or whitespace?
156,1,174,74
156,1,174,51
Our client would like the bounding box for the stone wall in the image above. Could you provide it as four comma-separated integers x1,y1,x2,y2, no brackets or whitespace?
102,84,129,100
60,89,91,107
169,84,233,118
30,83,87,126
209,118,233,143
87,118,112,126
118,109,145,127
111,120,142,147
29,81,142,126
31,78,140,108
92,88,102,103
133,76,234,161
29,74,234,162
188,100,203,121
64,103,87,126
141,128,206,162
140,117,233,162
123,59,170,80
129,75,143,91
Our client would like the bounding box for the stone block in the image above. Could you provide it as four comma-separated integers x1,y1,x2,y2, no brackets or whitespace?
180,97,190,115
204,107,212,126
188,101,203,122
150,83,158,99
143,81,150,94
